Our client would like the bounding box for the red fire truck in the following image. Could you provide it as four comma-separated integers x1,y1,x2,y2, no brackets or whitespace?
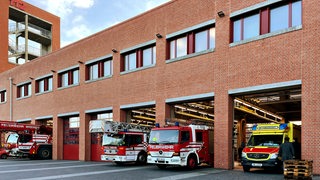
0,120,52,159
147,122,214,169
241,123,301,172
89,120,151,165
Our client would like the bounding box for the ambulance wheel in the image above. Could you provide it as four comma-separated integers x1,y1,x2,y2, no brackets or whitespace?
1,154,7,159
38,147,52,159
187,155,197,170
136,152,147,165
243,165,250,172
156,164,167,169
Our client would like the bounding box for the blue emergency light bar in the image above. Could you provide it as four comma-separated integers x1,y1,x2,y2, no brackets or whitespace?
251,123,288,130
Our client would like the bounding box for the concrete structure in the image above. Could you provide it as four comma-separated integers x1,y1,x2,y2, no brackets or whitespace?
0,0,60,72
0,0,319,174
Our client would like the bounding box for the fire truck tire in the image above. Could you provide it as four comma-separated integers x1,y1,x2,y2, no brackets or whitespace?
156,164,167,169
136,152,147,165
38,147,52,159
243,165,250,172
187,155,197,170
1,154,7,159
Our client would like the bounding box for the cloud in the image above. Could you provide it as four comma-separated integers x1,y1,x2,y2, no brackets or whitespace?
32,0,95,19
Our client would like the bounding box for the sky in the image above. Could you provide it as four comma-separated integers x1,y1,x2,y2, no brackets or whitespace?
23,0,171,47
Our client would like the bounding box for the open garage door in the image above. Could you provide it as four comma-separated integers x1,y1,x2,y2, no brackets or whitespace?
232,87,301,170
167,100,214,126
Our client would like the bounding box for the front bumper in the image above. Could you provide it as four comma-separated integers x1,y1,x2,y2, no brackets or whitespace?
241,158,281,168
147,155,186,166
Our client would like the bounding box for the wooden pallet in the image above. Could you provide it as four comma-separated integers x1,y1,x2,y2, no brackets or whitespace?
284,160,313,180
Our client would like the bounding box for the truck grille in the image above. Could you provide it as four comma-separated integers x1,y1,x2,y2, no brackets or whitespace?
247,153,269,159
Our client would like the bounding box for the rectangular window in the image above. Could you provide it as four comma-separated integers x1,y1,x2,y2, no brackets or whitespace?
36,76,53,94
58,68,79,88
69,117,80,128
0,90,6,103
17,82,31,98
122,44,156,72
169,26,215,60
232,0,302,43
125,52,137,71
86,58,113,81
195,27,216,53
270,4,289,32
143,46,156,66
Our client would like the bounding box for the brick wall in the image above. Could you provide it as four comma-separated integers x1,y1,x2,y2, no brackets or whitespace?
0,0,319,173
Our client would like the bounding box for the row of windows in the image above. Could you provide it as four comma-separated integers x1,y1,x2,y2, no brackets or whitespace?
1,0,302,101
232,0,302,42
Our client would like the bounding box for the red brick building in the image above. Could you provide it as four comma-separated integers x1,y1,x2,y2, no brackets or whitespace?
0,0,319,174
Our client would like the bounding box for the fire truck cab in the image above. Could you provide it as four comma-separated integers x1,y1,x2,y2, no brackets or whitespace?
147,122,214,169
0,120,52,159
241,123,301,172
89,120,151,165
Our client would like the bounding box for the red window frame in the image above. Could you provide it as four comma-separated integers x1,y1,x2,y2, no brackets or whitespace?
121,45,156,72
17,83,31,98
35,76,52,93
0,90,6,102
58,68,79,88
231,0,301,43
167,26,215,60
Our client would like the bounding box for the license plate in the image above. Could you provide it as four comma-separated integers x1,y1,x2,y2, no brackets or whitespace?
19,146,30,150
252,163,262,167
157,158,165,161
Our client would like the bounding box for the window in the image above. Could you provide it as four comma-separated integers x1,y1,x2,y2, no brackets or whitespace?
169,26,215,60
121,45,156,72
0,90,6,103
125,52,137,71
69,117,80,128
170,36,187,59
58,68,79,88
17,82,31,98
143,46,156,66
232,0,302,43
36,76,53,94
195,28,215,52
270,1,302,32
86,58,113,81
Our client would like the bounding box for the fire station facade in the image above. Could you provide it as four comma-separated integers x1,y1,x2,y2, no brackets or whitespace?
0,0,319,173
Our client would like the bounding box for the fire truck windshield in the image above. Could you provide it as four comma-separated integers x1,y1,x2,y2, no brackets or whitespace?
6,133,19,144
149,130,179,144
102,134,124,146
247,134,283,147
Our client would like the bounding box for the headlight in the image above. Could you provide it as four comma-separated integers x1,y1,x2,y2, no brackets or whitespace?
269,153,278,159
241,152,247,158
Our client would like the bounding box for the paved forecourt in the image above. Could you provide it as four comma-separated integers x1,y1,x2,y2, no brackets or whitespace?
0,158,317,180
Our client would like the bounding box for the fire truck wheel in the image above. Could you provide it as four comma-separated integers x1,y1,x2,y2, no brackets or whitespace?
156,164,167,169
187,155,197,170
38,147,52,159
243,165,250,172
136,152,147,165
1,154,7,159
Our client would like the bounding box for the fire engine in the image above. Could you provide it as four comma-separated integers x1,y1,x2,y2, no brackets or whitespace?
147,122,214,169
241,123,301,172
0,120,52,159
89,119,151,165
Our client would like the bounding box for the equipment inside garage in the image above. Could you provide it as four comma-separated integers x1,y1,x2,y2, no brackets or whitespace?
233,88,301,169
126,106,156,126
167,100,214,125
